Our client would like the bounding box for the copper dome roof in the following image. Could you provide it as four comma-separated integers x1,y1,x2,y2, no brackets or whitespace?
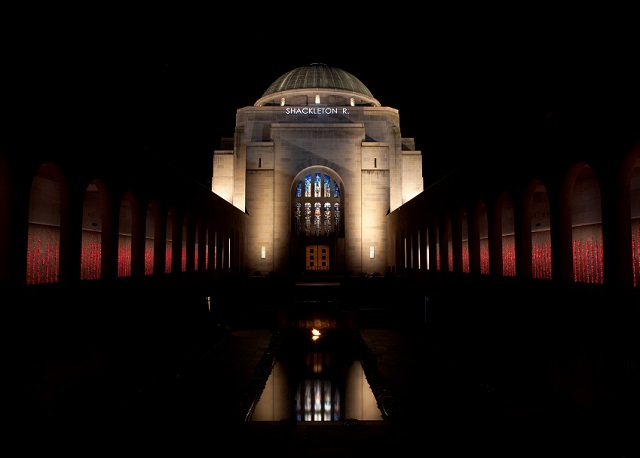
255,63,380,107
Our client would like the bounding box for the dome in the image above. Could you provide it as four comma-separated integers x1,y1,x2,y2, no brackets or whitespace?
255,63,380,107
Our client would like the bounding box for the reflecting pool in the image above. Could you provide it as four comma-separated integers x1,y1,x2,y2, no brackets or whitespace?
249,328,383,422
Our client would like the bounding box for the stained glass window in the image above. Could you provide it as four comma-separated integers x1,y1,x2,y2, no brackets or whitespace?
314,202,322,236
293,171,343,238
304,202,312,236
324,203,331,235
304,175,312,197
295,202,302,234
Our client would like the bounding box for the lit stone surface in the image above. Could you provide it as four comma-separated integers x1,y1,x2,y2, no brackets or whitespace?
212,64,422,275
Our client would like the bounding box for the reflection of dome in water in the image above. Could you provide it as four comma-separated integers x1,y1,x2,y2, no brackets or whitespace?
255,63,380,107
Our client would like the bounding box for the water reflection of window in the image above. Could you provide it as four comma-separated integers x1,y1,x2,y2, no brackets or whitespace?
250,331,382,423
295,378,341,422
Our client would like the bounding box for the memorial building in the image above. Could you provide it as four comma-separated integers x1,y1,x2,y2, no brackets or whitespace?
212,63,423,275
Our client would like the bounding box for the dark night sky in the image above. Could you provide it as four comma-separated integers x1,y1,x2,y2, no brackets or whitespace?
3,11,638,187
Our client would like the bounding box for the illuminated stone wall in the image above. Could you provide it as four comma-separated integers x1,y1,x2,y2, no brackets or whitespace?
217,104,421,275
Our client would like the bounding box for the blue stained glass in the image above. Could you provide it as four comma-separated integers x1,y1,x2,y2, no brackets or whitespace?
314,173,321,198
293,171,342,239
304,175,312,197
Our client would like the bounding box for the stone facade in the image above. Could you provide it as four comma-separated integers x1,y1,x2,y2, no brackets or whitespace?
212,66,422,275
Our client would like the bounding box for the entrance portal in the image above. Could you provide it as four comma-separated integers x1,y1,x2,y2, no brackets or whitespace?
306,245,329,271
